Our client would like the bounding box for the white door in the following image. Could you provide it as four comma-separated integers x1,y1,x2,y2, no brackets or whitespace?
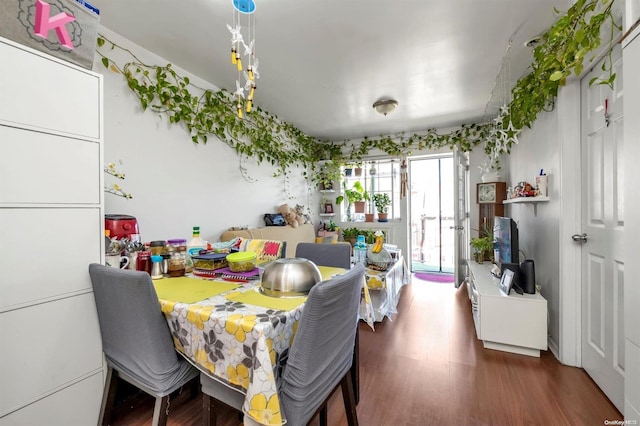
453,148,469,288
580,45,625,412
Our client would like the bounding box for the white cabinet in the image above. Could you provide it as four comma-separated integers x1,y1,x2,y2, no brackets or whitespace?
467,262,548,357
0,37,103,422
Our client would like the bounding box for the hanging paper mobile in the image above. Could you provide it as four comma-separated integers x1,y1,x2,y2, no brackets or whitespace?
228,0,258,117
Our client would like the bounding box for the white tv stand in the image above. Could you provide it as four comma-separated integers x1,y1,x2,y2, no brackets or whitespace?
467,262,548,357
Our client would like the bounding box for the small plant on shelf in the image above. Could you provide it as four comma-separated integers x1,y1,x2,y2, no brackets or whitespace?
317,161,342,190
470,237,493,264
470,224,494,263
342,227,360,247
372,193,390,213
324,219,338,232
335,181,365,205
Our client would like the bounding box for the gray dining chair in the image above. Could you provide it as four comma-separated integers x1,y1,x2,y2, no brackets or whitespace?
200,263,364,426
88,263,199,426
295,242,351,269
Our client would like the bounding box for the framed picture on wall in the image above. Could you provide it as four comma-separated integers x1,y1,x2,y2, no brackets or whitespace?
324,203,334,214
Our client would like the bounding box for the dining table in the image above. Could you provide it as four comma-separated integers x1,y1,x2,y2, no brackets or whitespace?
153,266,374,426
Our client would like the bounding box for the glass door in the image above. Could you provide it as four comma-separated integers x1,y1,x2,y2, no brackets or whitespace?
409,155,454,273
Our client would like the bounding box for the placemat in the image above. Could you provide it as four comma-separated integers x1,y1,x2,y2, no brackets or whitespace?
317,266,347,280
153,276,240,303
225,289,306,311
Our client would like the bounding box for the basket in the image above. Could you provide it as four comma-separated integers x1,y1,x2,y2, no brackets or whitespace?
366,247,394,271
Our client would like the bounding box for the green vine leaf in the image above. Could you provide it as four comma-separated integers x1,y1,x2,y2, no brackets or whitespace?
95,0,616,180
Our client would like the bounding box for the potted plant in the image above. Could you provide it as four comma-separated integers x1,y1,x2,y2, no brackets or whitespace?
344,164,353,177
341,227,360,248
362,190,373,220
470,237,493,264
470,224,494,262
336,181,366,220
372,193,391,222
317,161,341,191
318,219,340,242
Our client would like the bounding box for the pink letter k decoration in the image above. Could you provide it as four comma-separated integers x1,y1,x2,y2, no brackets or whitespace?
34,0,76,49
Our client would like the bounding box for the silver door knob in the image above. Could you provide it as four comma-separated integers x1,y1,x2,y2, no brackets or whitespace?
450,225,464,230
571,233,588,243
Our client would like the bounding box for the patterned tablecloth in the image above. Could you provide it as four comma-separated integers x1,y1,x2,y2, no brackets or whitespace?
154,267,373,426
361,257,409,322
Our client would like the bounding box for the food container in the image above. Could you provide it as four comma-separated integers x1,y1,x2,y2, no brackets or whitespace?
192,253,228,271
149,240,166,256
168,252,186,277
226,251,257,272
260,258,322,298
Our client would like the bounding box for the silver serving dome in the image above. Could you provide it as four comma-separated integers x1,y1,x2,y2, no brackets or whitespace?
260,258,322,298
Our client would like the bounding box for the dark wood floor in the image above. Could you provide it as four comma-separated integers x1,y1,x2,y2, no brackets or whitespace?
110,277,622,426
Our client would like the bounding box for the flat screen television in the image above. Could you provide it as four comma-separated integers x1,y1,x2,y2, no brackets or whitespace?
494,216,519,268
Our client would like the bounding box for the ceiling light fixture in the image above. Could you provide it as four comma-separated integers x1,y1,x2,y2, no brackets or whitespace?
373,99,398,116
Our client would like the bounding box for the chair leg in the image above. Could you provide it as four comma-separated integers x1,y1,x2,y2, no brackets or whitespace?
341,373,359,426
99,367,118,426
319,403,328,426
152,395,169,426
351,326,360,405
203,393,216,426
190,376,200,399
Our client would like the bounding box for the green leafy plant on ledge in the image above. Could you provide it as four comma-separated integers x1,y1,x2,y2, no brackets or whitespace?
95,0,616,181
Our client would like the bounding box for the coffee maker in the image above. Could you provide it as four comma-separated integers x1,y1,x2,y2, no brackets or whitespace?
105,214,141,242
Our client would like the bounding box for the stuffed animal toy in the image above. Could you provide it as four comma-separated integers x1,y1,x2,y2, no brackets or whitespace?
295,204,311,224
277,204,300,228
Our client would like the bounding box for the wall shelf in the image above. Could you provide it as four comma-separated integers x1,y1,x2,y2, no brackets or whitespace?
503,196,549,215
319,213,335,217
503,196,549,204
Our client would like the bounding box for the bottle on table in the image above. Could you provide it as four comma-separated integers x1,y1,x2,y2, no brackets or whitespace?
354,235,367,267
151,255,163,280
187,226,207,257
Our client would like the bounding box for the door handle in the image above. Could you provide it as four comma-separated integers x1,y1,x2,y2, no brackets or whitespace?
571,233,588,243
450,226,464,230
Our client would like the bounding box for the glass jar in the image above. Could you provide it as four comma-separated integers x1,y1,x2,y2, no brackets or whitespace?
136,251,152,275
167,239,187,250
149,240,166,256
178,245,193,273
168,252,186,277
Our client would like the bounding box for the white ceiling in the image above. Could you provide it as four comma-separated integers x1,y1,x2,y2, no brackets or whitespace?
90,0,572,142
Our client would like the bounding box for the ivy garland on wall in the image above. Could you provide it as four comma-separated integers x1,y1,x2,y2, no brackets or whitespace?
96,0,616,183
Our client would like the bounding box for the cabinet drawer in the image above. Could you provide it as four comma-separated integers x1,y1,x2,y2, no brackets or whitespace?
0,39,101,139
0,293,103,416
0,372,102,425
0,126,100,205
0,208,101,311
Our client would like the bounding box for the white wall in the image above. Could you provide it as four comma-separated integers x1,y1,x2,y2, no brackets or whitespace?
95,27,314,244
505,109,562,348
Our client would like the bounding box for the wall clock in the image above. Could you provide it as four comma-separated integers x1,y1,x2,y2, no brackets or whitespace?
477,182,506,204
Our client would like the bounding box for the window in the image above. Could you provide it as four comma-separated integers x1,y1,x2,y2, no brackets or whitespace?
341,160,400,221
